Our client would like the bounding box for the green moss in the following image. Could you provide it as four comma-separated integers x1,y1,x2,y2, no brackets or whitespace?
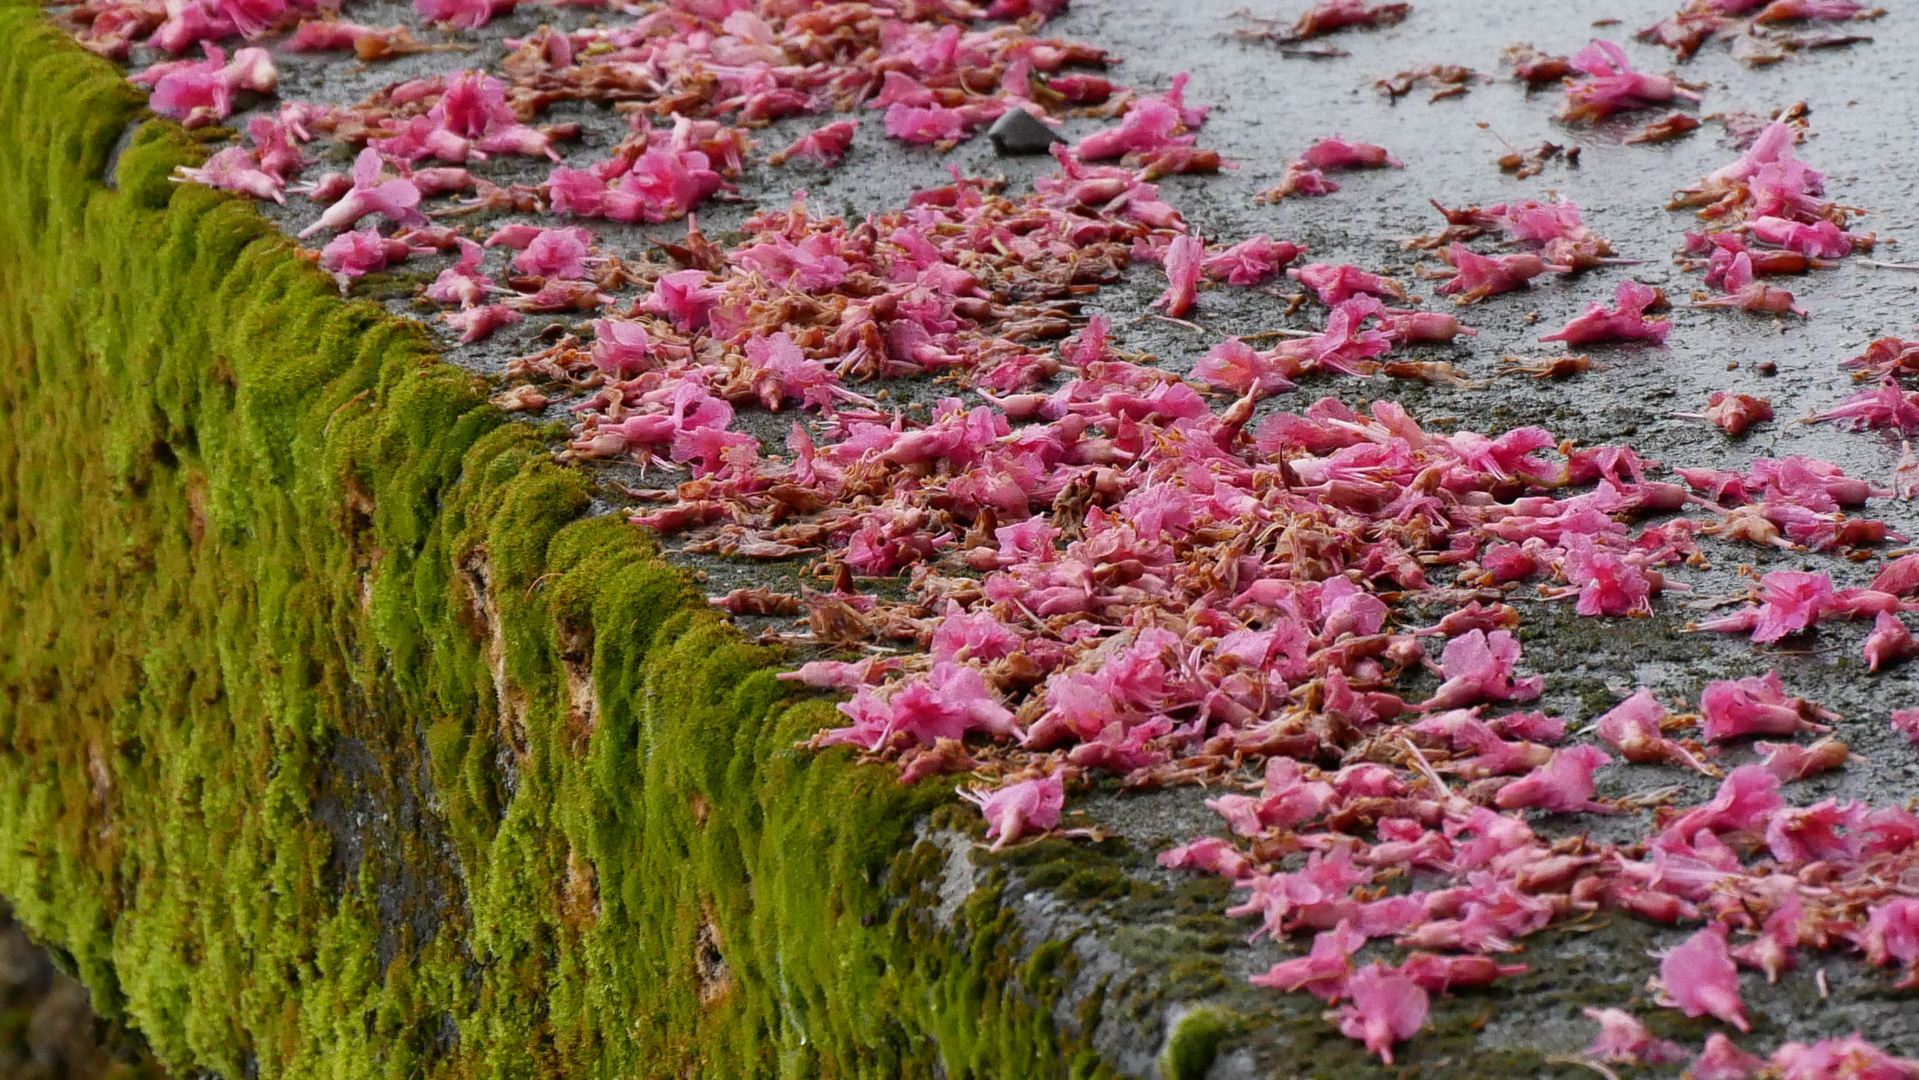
1157,1006,1234,1080
0,8,1105,1078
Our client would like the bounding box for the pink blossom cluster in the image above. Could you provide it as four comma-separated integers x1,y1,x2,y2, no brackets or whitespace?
1673,121,1871,318
128,41,277,127
1674,454,1900,553
1559,39,1701,122
1426,197,1622,305
1691,569,1916,650
126,0,1147,286
1638,0,1882,62
62,0,328,59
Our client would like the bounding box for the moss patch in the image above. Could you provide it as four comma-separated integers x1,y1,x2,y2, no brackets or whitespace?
0,9,1105,1077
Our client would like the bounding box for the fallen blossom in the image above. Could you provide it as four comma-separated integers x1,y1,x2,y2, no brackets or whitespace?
1894,709,1919,744
1375,64,1486,103
1844,338,1919,380
1876,554,1919,596
1398,953,1526,993
1153,234,1203,318
1381,311,1476,346
1192,339,1296,396
1732,895,1802,982
1755,736,1850,782
1202,235,1304,285
1260,162,1341,200
1626,112,1701,144
1700,670,1835,741
1753,570,1834,644
1858,897,1919,974
1494,745,1612,814
1753,0,1884,20
1158,837,1253,880
173,145,283,202
1662,765,1784,842
296,148,426,237
1769,1036,1919,1080
1539,280,1670,346
1658,924,1750,1031
1748,215,1868,258
826,664,1020,751
1687,392,1773,435
425,239,496,308
1814,380,1919,433
1583,1007,1689,1065
318,228,429,278
1336,962,1428,1064
440,303,520,344
1766,798,1864,864
139,43,277,127
1504,43,1573,84
771,121,858,168
1594,688,1713,774
1288,263,1405,305
1421,630,1542,710
1865,611,1919,671
1075,75,1204,161
1299,135,1401,170
1698,252,1807,317
415,0,515,30
962,773,1065,850
1436,244,1555,304
1693,1033,1768,1080
511,226,596,279
1250,921,1365,998
1561,40,1700,123
1560,534,1654,617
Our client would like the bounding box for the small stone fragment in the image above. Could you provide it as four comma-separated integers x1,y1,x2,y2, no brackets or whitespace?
987,109,1065,155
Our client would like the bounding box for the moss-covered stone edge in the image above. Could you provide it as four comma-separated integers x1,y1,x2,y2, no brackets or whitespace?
0,8,1117,1077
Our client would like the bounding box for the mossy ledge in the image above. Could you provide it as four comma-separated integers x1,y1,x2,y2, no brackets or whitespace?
0,9,1112,1077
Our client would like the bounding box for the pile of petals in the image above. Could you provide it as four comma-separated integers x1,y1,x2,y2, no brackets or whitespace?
1637,0,1883,64
1673,455,1901,553
1557,39,1702,123
1414,197,1622,304
122,0,1154,282
1670,120,1872,318
548,193,1919,1053
60,0,334,60
1690,566,1917,666
89,0,1919,1063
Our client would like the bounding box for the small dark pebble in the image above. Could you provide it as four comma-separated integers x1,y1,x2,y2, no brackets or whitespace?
988,109,1066,155
1757,360,1778,375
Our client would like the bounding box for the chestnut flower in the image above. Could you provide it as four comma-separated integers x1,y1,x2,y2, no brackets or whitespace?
1583,1007,1688,1065
1560,39,1701,123
1699,670,1836,741
961,772,1065,850
1539,280,1670,346
1656,925,1750,1031
173,146,283,203
296,148,427,237
1336,963,1428,1064
1494,745,1613,814
1153,234,1203,318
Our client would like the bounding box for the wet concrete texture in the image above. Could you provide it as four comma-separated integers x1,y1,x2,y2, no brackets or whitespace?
82,0,1919,1074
